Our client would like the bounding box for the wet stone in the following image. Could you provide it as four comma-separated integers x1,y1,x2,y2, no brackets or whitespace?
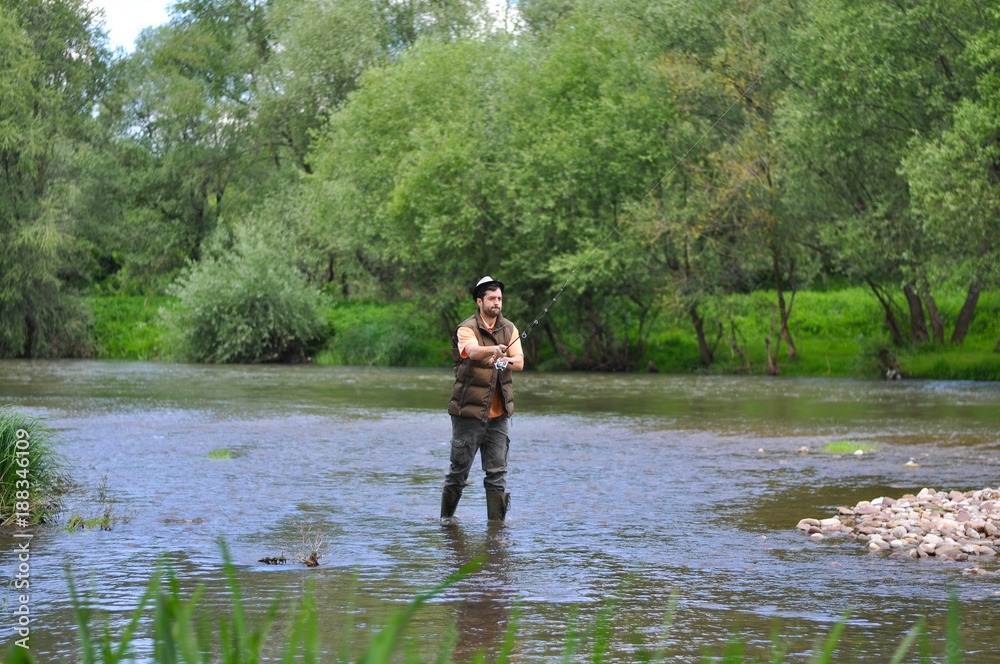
798,485,1000,562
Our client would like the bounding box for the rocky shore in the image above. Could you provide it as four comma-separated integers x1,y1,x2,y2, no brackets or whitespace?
797,487,1000,561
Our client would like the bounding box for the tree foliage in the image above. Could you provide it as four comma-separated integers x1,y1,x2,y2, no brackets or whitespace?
0,0,110,357
4,0,999,366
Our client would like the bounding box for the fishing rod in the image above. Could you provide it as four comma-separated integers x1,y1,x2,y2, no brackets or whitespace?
508,36,802,355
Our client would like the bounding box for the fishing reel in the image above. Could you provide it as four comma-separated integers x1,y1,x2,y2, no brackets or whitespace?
493,357,509,371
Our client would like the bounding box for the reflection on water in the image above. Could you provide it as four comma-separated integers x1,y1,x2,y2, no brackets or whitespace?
2,361,1000,661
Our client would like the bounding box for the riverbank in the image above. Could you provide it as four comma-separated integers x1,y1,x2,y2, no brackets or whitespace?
83,287,1000,380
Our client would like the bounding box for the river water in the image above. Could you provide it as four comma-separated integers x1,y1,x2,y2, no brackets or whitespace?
2,361,1000,662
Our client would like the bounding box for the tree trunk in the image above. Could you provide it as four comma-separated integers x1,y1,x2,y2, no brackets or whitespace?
951,277,982,344
924,291,945,343
902,285,929,343
689,303,713,368
729,320,748,372
23,314,36,359
544,320,575,367
772,250,797,358
865,278,904,345
765,304,781,375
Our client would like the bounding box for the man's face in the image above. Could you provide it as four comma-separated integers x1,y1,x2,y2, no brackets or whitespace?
477,288,502,319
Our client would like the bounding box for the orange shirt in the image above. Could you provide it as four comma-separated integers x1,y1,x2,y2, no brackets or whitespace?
457,320,523,418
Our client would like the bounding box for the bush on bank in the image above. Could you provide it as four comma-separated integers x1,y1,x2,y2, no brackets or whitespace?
0,407,63,527
160,225,326,363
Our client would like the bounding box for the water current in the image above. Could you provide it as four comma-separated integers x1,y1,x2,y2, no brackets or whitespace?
2,361,1000,661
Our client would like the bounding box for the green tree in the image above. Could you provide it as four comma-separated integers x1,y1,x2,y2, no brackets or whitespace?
780,0,986,346
0,0,110,357
902,8,1000,345
640,0,807,371
83,0,491,295
309,1,688,368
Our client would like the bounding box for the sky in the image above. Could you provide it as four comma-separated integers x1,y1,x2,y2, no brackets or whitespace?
91,0,519,52
91,0,174,51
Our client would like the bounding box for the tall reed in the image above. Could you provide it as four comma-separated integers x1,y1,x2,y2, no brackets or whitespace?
0,406,64,527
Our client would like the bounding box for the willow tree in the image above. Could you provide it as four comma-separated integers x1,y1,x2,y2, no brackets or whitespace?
903,13,1000,345
644,0,806,372
780,0,987,346
0,0,109,357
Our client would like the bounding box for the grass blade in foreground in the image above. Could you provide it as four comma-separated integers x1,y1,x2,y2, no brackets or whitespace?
358,555,485,664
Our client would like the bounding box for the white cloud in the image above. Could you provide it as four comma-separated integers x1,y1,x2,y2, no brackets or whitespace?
91,0,173,51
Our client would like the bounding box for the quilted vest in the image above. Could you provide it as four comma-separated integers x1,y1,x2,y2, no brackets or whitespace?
448,311,515,420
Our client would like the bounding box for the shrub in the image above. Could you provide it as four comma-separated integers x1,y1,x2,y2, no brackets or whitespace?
317,300,449,367
0,407,64,527
161,224,326,363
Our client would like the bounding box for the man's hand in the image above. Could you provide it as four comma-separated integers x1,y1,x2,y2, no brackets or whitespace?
468,344,507,362
466,343,521,370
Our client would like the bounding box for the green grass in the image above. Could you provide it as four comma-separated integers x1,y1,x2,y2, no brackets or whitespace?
205,448,233,460
822,440,880,454
0,407,64,527
83,287,1000,380
86,296,174,360
899,339,1000,381
315,299,449,367
1,542,968,664
641,288,1000,380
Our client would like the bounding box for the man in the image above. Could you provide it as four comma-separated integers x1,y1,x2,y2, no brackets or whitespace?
440,276,524,525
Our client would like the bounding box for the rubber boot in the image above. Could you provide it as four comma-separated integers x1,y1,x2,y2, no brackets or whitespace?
440,490,461,526
486,491,510,521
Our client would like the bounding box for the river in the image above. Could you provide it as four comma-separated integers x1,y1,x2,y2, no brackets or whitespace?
2,361,1000,661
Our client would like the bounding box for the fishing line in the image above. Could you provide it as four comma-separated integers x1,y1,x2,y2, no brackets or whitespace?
514,35,802,346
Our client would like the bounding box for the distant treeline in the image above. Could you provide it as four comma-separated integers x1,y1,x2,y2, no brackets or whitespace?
2,0,998,373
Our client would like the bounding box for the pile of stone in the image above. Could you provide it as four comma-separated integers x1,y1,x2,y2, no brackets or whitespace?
797,487,1000,561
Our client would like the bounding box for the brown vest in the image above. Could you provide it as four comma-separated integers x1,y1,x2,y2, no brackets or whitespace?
448,311,515,420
